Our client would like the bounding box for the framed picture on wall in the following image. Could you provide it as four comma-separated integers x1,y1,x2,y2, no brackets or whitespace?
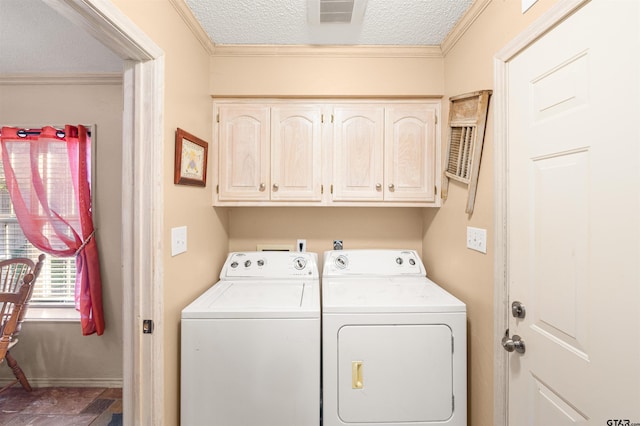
174,128,208,186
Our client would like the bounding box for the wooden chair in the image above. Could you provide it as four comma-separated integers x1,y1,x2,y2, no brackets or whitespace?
0,273,34,393
0,254,45,392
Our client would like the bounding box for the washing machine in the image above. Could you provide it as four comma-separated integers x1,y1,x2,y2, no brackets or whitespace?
181,251,320,426
322,249,466,426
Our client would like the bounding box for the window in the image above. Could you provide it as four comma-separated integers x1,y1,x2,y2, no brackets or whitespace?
0,135,89,306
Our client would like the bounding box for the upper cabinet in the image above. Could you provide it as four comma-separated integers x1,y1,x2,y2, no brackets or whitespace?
216,104,323,203
332,106,385,202
217,105,270,201
384,105,438,203
271,106,323,201
213,99,441,207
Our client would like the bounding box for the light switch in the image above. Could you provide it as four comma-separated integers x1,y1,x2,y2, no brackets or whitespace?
171,226,187,256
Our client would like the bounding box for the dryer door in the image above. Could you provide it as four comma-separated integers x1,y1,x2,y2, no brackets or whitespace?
337,324,453,423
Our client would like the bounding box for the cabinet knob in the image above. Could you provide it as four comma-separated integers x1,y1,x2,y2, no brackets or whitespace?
259,183,266,192
376,183,382,191
272,183,279,192
388,183,395,192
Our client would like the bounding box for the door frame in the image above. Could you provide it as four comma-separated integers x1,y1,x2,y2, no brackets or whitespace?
492,0,589,425
43,0,165,424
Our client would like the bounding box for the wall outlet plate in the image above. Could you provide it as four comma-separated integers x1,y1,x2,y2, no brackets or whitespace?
171,226,187,256
467,226,487,254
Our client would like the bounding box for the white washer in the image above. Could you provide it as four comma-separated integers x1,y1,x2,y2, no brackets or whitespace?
322,249,466,426
181,251,320,426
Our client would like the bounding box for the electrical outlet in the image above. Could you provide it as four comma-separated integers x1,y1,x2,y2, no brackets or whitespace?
171,226,187,256
333,240,343,250
297,239,306,252
466,226,487,254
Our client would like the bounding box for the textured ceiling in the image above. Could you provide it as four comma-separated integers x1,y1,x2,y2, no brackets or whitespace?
185,0,474,46
0,0,122,74
0,0,473,75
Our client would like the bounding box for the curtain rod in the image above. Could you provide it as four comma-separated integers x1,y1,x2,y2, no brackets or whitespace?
0,127,92,138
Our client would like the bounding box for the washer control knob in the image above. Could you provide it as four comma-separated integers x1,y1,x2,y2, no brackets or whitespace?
244,260,251,268
257,259,265,267
409,258,416,266
335,255,348,269
230,261,238,268
396,257,403,265
294,257,306,270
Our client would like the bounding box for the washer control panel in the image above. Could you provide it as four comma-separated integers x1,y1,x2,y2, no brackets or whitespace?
323,249,425,277
221,251,318,279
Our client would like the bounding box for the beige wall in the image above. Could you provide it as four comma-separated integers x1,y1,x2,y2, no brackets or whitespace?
111,2,230,425
212,48,445,268
38,0,574,424
229,207,424,263
211,49,444,96
423,1,561,425
0,83,123,384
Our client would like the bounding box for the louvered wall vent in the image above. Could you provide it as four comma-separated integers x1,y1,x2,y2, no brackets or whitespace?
308,0,367,25
442,90,492,214
447,126,476,182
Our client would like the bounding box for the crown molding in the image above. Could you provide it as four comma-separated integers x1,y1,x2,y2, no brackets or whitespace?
211,44,443,59
0,73,123,85
440,0,492,56
169,0,216,55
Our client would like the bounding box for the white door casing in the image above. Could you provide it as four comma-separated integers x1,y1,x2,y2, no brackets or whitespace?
42,1,164,424
495,0,640,424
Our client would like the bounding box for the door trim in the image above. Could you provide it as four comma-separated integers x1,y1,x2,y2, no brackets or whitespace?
42,0,165,424
492,1,589,425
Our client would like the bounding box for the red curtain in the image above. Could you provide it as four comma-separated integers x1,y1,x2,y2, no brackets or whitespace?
0,125,104,336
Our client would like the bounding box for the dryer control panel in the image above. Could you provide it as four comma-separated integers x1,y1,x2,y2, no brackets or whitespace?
323,249,426,277
221,251,319,279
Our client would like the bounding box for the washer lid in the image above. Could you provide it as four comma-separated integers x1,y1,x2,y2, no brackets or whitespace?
182,280,320,319
322,277,465,313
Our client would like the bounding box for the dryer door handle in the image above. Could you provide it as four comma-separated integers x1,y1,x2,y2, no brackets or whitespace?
352,361,363,389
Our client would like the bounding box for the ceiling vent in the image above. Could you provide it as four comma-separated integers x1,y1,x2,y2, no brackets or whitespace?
308,0,367,25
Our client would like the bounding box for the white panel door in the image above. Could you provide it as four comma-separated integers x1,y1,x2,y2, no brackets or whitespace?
332,106,384,201
507,1,640,424
384,104,438,202
271,106,323,201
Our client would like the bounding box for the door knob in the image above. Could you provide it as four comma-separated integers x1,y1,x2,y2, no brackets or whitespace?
259,183,266,192
388,183,395,192
272,183,279,192
502,332,526,354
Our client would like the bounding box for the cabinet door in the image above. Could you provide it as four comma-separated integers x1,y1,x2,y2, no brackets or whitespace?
333,106,384,201
271,106,323,201
218,105,270,201
385,105,438,202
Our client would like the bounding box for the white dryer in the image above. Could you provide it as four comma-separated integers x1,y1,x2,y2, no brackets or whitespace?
322,249,466,426
181,251,320,426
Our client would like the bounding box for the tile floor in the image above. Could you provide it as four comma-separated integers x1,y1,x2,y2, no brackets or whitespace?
0,387,122,425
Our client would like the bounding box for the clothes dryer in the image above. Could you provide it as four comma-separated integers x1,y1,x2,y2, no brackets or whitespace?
181,251,320,426
322,249,466,426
